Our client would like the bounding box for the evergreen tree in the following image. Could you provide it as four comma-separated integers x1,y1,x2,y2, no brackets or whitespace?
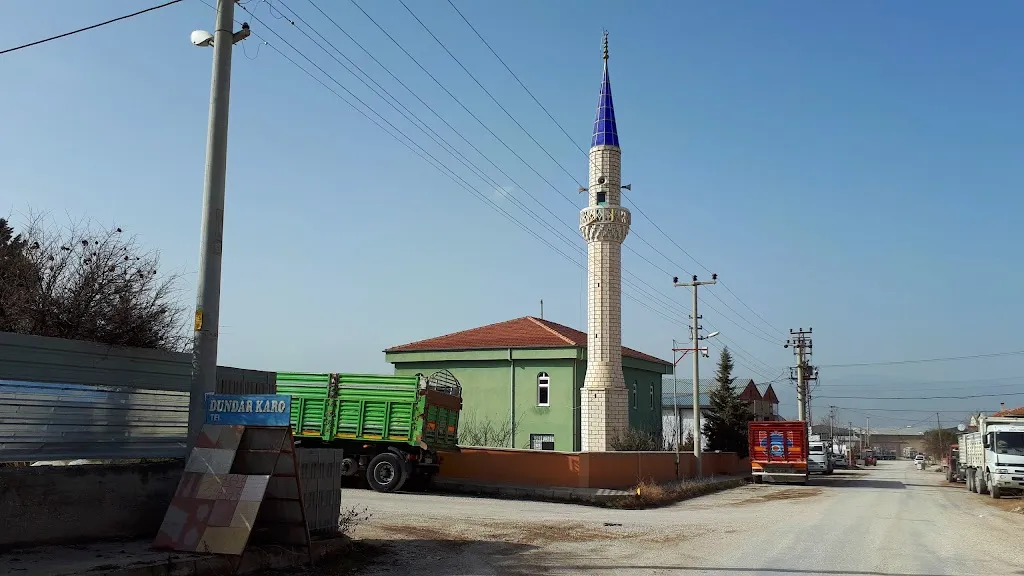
702,347,754,457
0,218,34,333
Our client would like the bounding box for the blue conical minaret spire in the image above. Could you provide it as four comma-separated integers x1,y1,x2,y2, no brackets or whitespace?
591,31,619,148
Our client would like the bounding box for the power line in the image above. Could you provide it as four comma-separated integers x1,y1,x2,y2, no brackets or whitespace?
0,0,184,56
218,3,733,356
231,2,781,377
819,349,1024,368
818,391,1024,401
297,1,791,373
439,0,787,346
442,1,786,341
381,0,785,367
269,0,700,330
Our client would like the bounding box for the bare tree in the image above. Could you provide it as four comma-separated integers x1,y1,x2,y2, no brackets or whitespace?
458,411,522,448
1,215,189,351
610,427,665,452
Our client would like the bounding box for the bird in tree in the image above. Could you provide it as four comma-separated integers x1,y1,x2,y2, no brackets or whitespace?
702,347,754,457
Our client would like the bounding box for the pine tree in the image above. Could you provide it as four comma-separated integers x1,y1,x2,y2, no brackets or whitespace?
702,347,754,457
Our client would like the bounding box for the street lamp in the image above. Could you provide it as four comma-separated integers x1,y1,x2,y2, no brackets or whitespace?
185,1,250,451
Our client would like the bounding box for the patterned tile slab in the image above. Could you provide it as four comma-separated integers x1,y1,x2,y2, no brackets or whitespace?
185,447,236,475
155,497,215,552
239,475,270,502
219,474,247,501
153,502,190,549
208,498,239,527
215,425,245,450
195,425,223,449
196,474,224,500
229,500,261,529
174,472,204,499
196,526,251,555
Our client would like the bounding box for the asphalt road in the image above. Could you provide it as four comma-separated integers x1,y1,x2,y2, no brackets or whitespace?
344,461,1024,576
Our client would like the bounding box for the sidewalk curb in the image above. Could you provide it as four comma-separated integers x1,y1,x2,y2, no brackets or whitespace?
431,476,748,507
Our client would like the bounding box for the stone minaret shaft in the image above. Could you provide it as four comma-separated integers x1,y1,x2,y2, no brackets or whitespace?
579,33,631,452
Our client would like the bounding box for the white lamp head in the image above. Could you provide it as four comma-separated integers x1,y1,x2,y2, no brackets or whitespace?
191,30,214,47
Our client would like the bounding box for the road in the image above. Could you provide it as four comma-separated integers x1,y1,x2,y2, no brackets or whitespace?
343,461,1024,575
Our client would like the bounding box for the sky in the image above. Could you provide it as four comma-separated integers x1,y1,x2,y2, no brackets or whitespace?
2,0,1022,431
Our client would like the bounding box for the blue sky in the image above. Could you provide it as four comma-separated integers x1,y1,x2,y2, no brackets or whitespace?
2,0,1022,430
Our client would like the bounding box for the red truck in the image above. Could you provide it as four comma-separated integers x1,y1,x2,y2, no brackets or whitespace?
748,421,809,484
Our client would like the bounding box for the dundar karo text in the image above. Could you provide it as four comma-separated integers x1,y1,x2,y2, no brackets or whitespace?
207,397,287,414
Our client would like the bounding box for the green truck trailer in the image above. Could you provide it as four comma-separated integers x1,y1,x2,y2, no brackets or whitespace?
277,370,462,493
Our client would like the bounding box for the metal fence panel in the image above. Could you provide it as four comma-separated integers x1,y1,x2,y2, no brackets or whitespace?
0,331,277,462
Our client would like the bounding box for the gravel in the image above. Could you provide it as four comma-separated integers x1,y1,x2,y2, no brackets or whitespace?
342,461,1024,575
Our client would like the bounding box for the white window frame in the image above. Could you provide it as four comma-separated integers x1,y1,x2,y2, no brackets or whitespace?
537,372,550,407
530,433,556,451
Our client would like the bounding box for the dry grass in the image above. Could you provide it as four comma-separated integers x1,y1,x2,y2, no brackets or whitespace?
730,487,822,506
610,477,748,509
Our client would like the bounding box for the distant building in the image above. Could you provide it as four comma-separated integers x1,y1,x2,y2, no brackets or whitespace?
385,317,672,452
661,378,782,450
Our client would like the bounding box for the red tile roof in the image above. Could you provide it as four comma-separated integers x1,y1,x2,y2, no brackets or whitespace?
386,316,670,366
994,406,1024,417
761,383,780,404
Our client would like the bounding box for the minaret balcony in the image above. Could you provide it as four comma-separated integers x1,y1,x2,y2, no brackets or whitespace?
580,206,631,243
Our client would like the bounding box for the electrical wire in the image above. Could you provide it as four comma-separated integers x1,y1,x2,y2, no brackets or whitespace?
204,0,780,377
442,0,788,341
0,0,185,56
219,2,716,343
344,0,782,373
818,391,1024,401
819,349,1024,368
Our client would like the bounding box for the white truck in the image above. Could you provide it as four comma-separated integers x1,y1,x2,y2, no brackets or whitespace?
960,414,1024,499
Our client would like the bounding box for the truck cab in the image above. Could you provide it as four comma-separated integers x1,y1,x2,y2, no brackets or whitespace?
961,415,1024,498
808,440,833,475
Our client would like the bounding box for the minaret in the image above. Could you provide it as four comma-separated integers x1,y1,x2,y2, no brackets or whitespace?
579,32,631,452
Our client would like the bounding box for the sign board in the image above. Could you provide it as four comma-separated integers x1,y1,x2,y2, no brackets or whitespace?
204,393,291,426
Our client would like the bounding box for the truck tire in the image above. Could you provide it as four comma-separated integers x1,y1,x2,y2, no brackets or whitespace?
976,471,988,495
366,452,409,493
989,475,1001,499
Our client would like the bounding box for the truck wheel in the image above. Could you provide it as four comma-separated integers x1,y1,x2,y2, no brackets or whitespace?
988,475,1001,499
367,452,409,493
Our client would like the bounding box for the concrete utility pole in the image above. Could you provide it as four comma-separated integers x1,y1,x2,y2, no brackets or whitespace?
672,339,680,475
187,0,251,450
785,328,814,423
673,274,717,478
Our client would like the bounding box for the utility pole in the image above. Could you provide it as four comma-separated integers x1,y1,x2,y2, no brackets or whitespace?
936,412,943,457
187,0,251,450
673,274,717,478
866,417,871,449
785,328,814,423
672,339,680,477
829,405,837,446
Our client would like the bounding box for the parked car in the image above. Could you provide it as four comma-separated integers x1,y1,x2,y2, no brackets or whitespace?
832,453,848,468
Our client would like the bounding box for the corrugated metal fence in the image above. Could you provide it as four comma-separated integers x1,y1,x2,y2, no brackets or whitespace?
0,332,275,462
